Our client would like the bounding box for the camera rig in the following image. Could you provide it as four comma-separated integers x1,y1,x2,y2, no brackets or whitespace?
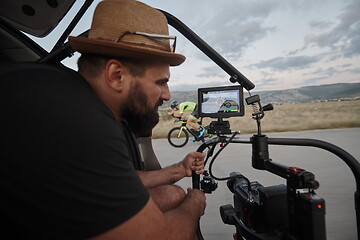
192,93,360,240
159,10,360,240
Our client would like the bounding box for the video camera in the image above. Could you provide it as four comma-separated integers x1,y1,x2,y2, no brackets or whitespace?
224,173,289,235
194,85,327,240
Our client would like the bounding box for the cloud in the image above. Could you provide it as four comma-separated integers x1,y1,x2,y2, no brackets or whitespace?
249,55,319,71
149,0,360,92
313,67,341,76
207,21,275,61
169,80,236,91
349,67,360,74
304,0,360,57
255,78,281,90
302,76,329,85
308,20,334,30
195,0,280,61
340,64,353,68
307,64,360,77
196,66,227,78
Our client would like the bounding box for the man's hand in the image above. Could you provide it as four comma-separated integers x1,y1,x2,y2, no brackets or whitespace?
180,152,206,177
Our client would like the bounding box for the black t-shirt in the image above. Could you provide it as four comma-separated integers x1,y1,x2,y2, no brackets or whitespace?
0,63,149,239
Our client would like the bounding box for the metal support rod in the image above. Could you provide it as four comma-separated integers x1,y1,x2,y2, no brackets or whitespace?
161,10,255,91
51,0,94,53
266,138,360,189
226,136,360,240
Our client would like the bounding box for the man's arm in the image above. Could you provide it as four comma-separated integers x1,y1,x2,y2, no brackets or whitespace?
168,111,183,118
89,189,206,240
137,152,205,188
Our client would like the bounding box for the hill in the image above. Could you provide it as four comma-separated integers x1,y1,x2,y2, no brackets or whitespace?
165,82,360,107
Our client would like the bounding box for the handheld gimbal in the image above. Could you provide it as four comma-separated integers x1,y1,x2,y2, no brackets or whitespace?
193,94,360,240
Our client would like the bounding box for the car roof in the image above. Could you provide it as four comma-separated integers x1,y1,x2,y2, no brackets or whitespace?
0,0,77,63
0,1,75,37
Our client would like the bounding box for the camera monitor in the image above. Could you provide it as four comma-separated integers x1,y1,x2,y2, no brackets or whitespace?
198,85,244,118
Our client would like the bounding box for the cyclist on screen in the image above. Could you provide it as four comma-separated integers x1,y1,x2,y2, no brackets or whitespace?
168,101,206,138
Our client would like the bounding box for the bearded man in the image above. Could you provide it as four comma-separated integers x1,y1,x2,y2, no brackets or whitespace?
2,0,206,239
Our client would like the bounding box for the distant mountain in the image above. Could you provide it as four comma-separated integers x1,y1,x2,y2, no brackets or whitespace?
165,83,360,108
255,83,360,104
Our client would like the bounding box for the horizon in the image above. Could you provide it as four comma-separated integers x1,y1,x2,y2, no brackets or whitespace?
169,81,360,93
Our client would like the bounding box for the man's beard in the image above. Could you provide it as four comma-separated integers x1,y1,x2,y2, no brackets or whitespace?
121,82,163,137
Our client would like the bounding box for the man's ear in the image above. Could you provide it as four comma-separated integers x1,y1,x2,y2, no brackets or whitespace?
104,59,126,91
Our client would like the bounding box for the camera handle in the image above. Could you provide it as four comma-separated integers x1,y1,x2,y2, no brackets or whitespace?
252,134,319,189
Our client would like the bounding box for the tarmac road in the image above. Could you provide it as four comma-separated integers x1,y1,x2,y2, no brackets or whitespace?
152,128,360,240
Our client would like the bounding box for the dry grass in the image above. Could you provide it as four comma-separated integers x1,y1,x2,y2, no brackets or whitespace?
152,100,360,139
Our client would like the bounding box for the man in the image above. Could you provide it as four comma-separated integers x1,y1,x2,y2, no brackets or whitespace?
1,0,206,239
169,101,206,138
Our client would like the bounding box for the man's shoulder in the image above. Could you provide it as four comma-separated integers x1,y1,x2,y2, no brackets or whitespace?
0,63,78,77
1,63,91,95
2,62,111,121
1,63,84,90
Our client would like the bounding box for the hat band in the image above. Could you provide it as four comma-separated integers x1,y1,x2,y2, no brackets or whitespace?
115,31,177,53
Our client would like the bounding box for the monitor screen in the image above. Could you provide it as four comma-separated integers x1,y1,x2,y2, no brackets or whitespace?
198,85,244,118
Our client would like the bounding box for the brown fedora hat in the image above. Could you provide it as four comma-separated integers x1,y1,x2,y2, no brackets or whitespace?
69,0,185,66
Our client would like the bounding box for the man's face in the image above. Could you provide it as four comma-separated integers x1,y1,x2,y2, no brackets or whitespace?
121,63,171,136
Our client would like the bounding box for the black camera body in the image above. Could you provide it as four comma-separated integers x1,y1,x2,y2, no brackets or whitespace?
228,176,288,234
223,173,326,240
291,192,326,240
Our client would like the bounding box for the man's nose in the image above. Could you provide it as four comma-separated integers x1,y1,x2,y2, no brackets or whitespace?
161,84,171,101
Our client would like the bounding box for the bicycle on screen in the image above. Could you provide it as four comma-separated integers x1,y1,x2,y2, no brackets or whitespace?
167,117,211,148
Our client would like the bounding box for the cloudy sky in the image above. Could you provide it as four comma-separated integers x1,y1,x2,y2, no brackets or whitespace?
32,0,360,92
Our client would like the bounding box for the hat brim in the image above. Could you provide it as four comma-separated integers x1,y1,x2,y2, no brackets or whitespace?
68,36,186,66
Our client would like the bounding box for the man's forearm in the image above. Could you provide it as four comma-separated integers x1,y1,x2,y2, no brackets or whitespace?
137,163,186,188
